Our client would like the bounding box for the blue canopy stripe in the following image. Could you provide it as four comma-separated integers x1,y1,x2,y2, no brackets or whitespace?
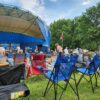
0,32,44,43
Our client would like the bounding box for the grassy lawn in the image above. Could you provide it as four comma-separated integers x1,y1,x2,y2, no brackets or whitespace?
22,73,100,100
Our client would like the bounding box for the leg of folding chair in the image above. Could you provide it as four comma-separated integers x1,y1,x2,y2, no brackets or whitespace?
97,71,100,77
48,83,54,93
76,72,85,87
96,71,100,87
43,67,56,97
76,68,88,87
59,81,69,100
89,75,94,93
83,76,90,82
43,79,52,97
54,83,58,100
68,82,78,98
94,73,98,87
73,72,80,100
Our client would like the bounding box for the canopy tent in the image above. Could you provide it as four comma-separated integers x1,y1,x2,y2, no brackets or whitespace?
0,4,50,48
37,18,51,48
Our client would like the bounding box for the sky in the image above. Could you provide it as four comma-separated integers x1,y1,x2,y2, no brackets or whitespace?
0,0,99,25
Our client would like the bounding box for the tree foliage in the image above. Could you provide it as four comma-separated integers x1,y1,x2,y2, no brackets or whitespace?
49,2,100,50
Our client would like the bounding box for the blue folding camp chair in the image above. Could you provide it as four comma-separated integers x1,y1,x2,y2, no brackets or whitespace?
76,55,100,93
43,53,79,100
70,54,79,64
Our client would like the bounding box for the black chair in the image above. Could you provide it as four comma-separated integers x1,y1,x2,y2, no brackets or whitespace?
0,64,25,85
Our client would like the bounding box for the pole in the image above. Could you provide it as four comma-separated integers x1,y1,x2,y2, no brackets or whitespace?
62,32,64,49
62,39,63,49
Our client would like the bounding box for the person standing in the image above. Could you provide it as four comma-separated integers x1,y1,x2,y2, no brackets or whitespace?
55,43,63,53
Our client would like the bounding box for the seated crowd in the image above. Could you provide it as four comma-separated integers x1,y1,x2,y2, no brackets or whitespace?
46,43,100,70
0,43,99,72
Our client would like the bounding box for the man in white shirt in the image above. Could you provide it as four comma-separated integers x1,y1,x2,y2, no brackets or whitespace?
64,47,69,55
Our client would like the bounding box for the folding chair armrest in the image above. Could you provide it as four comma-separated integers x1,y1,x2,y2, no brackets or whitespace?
75,66,89,69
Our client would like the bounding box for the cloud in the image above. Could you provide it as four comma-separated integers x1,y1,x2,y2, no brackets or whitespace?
0,0,98,25
19,0,45,16
19,0,48,25
82,0,91,5
0,0,46,22
0,0,85,25
0,0,45,15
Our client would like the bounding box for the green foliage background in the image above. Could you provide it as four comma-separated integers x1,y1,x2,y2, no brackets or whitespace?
49,3,100,50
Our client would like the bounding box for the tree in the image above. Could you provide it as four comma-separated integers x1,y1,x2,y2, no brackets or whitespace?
49,2,100,50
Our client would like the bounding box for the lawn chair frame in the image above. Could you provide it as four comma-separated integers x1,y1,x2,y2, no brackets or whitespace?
43,54,79,100
76,55,100,93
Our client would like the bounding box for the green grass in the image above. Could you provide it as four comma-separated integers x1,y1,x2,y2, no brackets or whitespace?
21,73,100,100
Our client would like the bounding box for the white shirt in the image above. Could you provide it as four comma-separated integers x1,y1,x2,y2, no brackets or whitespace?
64,48,69,55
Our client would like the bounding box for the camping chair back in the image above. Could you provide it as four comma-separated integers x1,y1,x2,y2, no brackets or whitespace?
32,53,46,67
31,53,46,75
61,55,70,63
32,53,45,60
44,53,79,100
59,63,74,80
89,55,100,72
52,53,78,81
69,55,78,63
0,64,25,85
93,55,100,66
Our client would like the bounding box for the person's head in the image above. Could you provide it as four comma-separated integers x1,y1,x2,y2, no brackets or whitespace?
55,43,59,47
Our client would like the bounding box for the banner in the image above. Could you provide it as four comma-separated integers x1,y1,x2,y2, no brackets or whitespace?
60,32,64,41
